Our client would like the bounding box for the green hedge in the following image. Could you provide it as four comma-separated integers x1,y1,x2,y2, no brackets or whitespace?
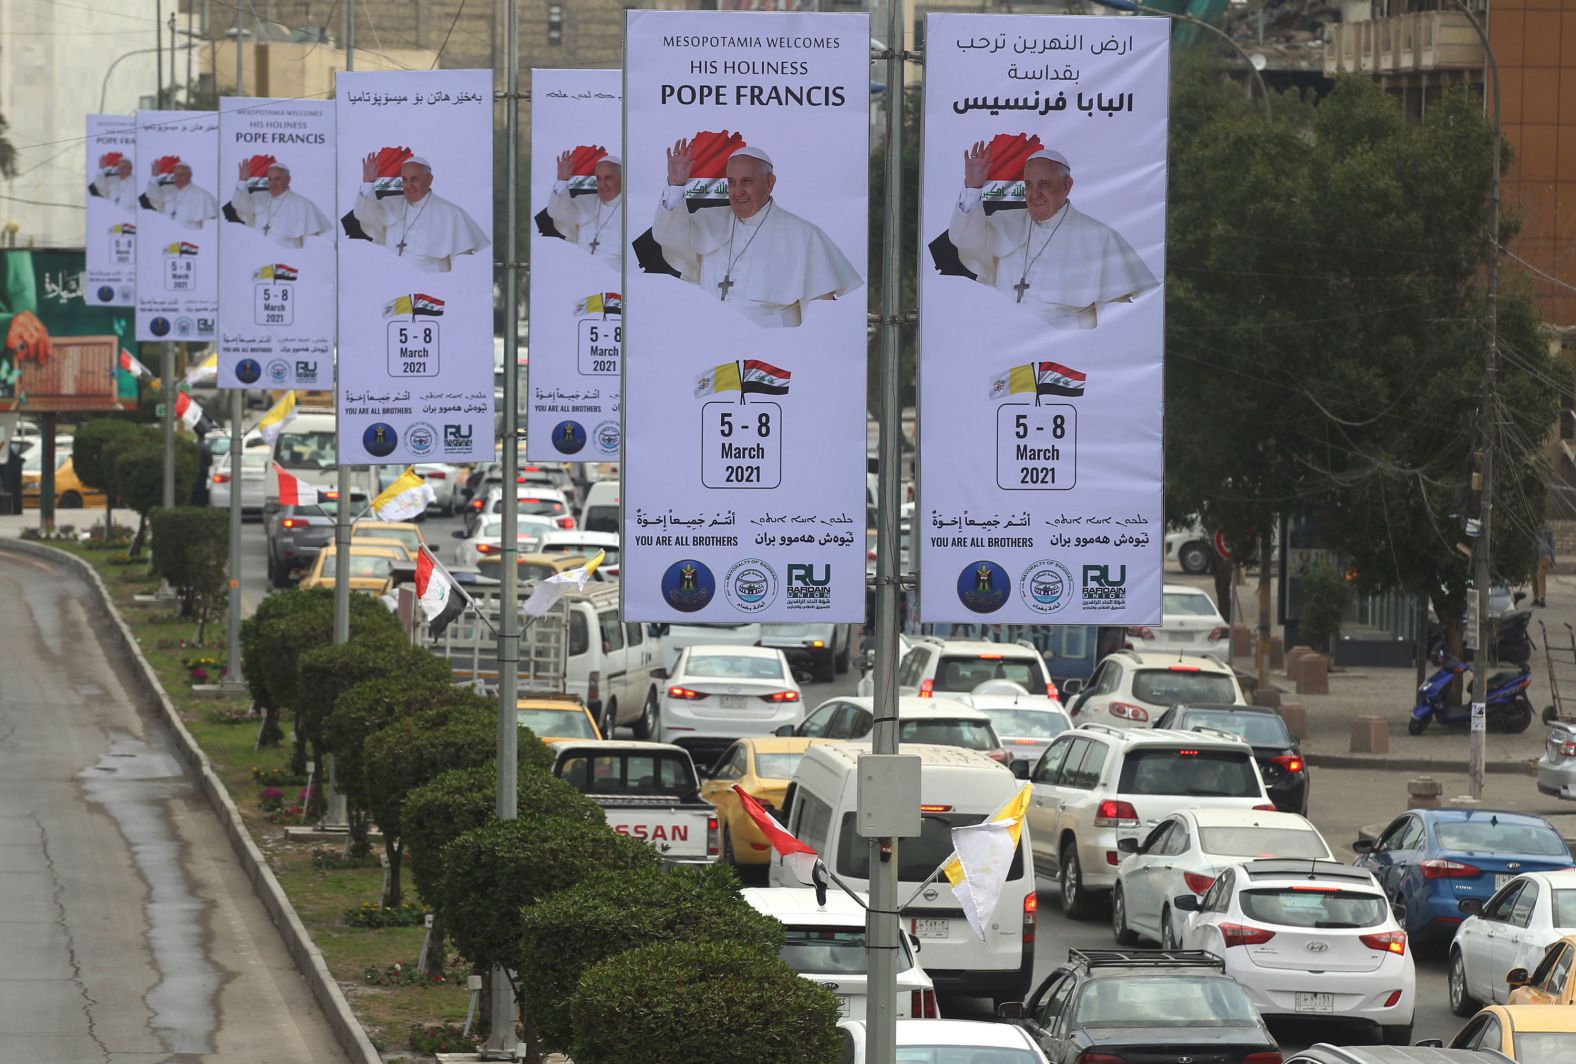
150,507,228,621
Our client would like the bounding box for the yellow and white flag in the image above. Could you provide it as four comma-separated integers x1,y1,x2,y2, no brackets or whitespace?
987,363,1037,401
693,361,741,398
182,352,218,387
370,466,436,521
521,550,605,618
257,390,298,444
941,784,1032,941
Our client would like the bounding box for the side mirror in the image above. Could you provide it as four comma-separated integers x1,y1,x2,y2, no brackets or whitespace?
1415,1040,1444,1049
651,667,669,681
1507,967,1531,988
1351,839,1374,855
1458,898,1483,915
451,530,466,539
1173,894,1201,912
1116,837,1139,854
995,1001,1024,1020
1061,678,1084,696
264,500,280,515
1010,760,1030,780
774,724,796,737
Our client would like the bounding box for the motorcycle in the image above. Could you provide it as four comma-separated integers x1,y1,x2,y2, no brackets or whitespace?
1426,601,1533,667
1408,650,1534,735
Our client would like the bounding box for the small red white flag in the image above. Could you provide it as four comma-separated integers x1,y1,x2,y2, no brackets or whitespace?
415,547,468,638
118,348,154,382
173,391,214,436
275,468,319,507
733,784,820,884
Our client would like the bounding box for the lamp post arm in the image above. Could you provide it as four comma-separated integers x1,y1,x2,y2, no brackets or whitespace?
1089,0,1271,119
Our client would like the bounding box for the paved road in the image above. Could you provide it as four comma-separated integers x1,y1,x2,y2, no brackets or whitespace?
0,546,346,1064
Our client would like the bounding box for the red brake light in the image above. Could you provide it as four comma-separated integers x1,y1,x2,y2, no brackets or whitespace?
1075,1054,1129,1064
762,691,800,703
1562,741,1576,757
707,816,719,857
1382,990,1404,1008
910,988,939,1019
919,804,952,813
587,670,600,703
1110,701,1149,722
987,750,1012,765
1242,1055,1284,1064
323,489,341,501
1129,625,1154,640
1183,872,1215,895
1360,930,1407,955
426,470,446,480
1206,626,1229,641
978,652,1003,660
1269,754,1305,774
918,677,935,698
1045,681,1059,699
1094,799,1138,826
279,517,304,529
1219,923,1276,948
1421,859,1481,880
1252,804,1278,811
476,543,500,555
469,498,483,510
1168,664,1201,673
212,472,231,484
1022,891,1037,944
1177,749,1200,757
558,516,576,529
667,686,707,700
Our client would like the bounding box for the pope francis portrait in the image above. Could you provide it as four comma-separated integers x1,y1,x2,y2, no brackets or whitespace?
90,155,138,214
653,142,861,329
547,152,622,273
948,144,1156,329
142,160,218,230
227,161,332,249
352,153,490,274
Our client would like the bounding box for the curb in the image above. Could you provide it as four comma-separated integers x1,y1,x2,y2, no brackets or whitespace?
3,541,381,1064
1306,751,1537,775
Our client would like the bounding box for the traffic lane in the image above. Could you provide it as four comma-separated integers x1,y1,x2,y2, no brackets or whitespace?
0,546,346,1063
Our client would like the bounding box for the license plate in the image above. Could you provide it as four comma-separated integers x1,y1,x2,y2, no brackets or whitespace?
1295,992,1335,1013
719,695,744,709
914,918,950,939
1495,874,1512,890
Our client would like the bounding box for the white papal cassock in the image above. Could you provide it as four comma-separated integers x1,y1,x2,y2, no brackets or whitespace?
229,184,332,249
547,183,622,273
949,189,1157,329
653,189,862,329
143,182,219,230
91,174,138,214
352,186,490,274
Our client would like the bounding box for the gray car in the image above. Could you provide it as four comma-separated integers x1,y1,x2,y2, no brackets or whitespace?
263,492,367,588
1286,1047,1511,1064
1537,721,1576,799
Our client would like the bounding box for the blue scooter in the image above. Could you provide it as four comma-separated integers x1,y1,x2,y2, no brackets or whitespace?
1408,650,1534,735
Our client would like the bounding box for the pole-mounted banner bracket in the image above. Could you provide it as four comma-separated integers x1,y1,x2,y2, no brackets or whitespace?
870,47,924,63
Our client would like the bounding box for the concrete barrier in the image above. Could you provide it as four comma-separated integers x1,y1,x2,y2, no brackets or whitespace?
1232,625,1254,657
1269,636,1285,670
1350,715,1390,755
1286,646,1314,684
1252,686,1283,711
1278,702,1307,740
1407,777,1443,810
1298,653,1330,695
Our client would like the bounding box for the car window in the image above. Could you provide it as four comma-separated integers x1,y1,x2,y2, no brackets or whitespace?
1163,591,1223,618
598,610,624,652
1239,889,1389,929
1483,881,1524,922
515,708,595,739
979,706,1069,739
685,654,784,680
275,429,337,470
1117,748,1260,798
1096,662,1122,695
1540,944,1574,995
1511,881,1540,928
1470,1017,1502,1051
1065,740,1108,790
1178,709,1292,747
794,792,835,854
1072,975,1260,1026
797,702,840,738
1201,869,1232,911
1553,890,1576,929
711,745,745,781
897,648,926,687
838,811,1024,882
1199,826,1329,860
931,654,1043,693
1516,1032,1576,1063
1034,974,1076,1030
778,927,903,975
1164,822,1192,857
1140,821,1174,855
1435,819,1569,857
568,612,590,657
1131,669,1237,706
897,718,998,751
625,622,643,647
754,752,808,781
1035,739,1074,785
563,753,694,796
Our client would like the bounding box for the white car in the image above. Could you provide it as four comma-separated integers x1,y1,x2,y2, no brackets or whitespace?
1177,858,1416,1045
209,446,268,514
836,1019,1046,1064
1127,584,1230,657
897,637,1056,699
1026,725,1273,919
655,644,802,763
466,484,574,536
956,679,1071,771
787,696,1010,765
1449,868,1576,1014
450,513,555,569
536,529,620,576
1113,807,1334,950
741,887,937,1023
1068,650,1244,730
659,620,764,672
411,462,460,515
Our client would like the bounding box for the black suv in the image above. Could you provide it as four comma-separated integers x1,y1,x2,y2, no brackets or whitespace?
1154,701,1309,815
1002,949,1281,1064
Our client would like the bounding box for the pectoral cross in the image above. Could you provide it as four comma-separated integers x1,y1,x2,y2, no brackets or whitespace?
395,239,407,256
262,222,272,235
1014,277,1031,303
717,275,734,301
588,237,600,254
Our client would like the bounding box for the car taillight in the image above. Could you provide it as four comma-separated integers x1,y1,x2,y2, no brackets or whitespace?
1129,626,1154,640
1360,931,1407,955
476,543,500,555
1219,923,1276,948
1183,872,1216,895
1242,1054,1284,1064
1420,859,1481,880
1268,754,1305,775
1382,989,1403,1007
279,517,305,529
587,670,600,705
1109,701,1148,722
918,677,934,698
707,816,719,858
762,691,799,703
909,988,938,1019
557,516,576,529
1168,664,1201,673
1094,800,1138,827
1074,1053,1127,1064
212,472,230,484
1023,891,1037,944
1252,804,1278,811
469,498,483,510
426,470,447,480
1562,740,1576,757
1207,626,1229,642
1045,680,1059,699
987,750,1012,765
323,489,340,501
667,686,707,700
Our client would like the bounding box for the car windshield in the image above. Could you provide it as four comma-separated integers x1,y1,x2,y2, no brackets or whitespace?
516,708,594,738
893,1050,1039,1064
839,811,1023,882
1117,749,1260,798
1517,1033,1576,1064
897,719,998,751
1199,826,1329,859
1179,710,1291,747
556,753,696,796
1163,592,1221,618
685,654,784,680
1073,975,1260,1027
1132,669,1237,706
980,707,1069,739
779,929,875,974
1434,820,1568,856
1239,888,1388,929
583,505,618,533
933,655,1042,693
754,752,808,780
320,555,392,579
275,430,336,470
357,526,420,553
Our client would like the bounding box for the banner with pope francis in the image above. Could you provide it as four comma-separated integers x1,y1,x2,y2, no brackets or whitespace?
917,14,1168,625
527,68,622,463
217,98,335,391
621,9,869,622
85,115,136,308
334,69,493,465
134,110,220,342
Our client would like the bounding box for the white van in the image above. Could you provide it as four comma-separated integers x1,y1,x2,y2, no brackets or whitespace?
562,582,663,739
578,480,620,534
771,743,1036,1008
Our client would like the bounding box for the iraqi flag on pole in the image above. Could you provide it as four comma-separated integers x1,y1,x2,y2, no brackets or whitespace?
119,348,155,383
740,359,791,397
276,467,320,506
1036,361,1085,398
415,546,469,638
173,391,215,436
732,784,820,884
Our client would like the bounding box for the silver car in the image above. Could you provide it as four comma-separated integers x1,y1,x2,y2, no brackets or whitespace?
1538,721,1576,799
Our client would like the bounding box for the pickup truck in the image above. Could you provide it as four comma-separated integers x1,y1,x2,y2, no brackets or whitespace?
549,740,718,865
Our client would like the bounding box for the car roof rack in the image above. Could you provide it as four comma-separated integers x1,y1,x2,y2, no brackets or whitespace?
1075,722,1127,739
1242,859,1376,883
1067,948,1225,971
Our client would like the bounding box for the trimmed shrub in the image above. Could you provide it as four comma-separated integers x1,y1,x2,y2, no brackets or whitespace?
241,587,333,746
149,507,228,633
115,429,199,555
570,941,841,1064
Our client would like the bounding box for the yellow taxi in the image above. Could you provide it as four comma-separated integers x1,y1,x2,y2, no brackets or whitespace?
699,736,840,865
349,536,415,563
24,455,106,510
477,552,599,584
351,520,425,558
298,544,404,593
1444,1003,1576,1061
516,696,602,744
1509,936,1576,1006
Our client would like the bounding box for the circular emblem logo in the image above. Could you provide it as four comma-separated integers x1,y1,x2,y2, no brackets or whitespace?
661,558,716,614
362,422,398,458
174,317,194,337
266,359,290,384
117,284,134,303
95,285,115,303
594,419,620,457
724,558,778,613
149,316,171,337
235,358,262,385
553,419,587,455
957,560,1011,614
406,421,437,457
1018,559,1074,616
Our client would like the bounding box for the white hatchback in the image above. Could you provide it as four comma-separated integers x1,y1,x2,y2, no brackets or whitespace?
656,644,802,763
836,1019,1047,1064
1449,868,1576,1014
1069,650,1245,730
956,679,1071,772
1177,858,1416,1045
1128,584,1231,657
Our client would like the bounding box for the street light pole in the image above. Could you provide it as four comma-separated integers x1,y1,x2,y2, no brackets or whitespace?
1091,0,1271,118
